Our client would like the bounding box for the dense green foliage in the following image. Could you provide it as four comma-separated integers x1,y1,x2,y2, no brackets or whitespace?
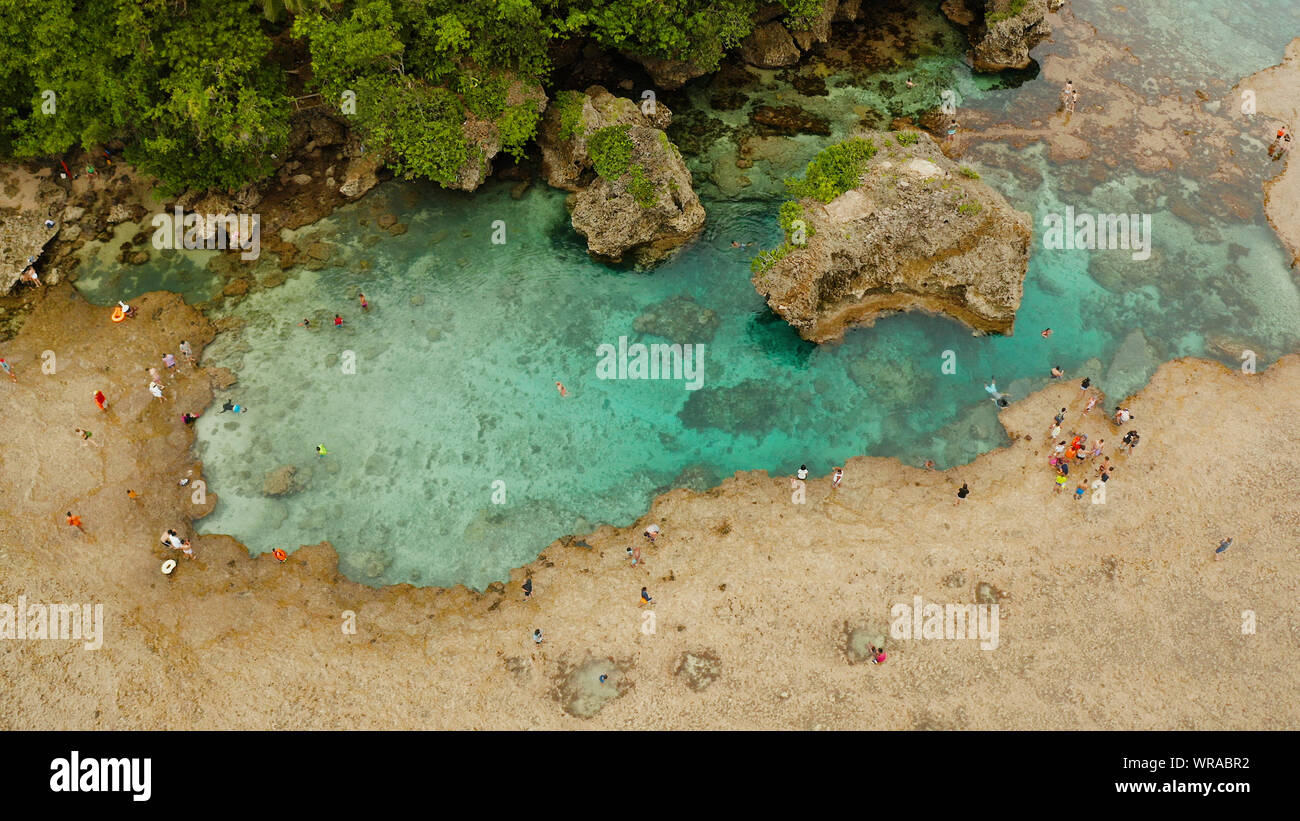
588,125,635,180
588,124,658,207
958,165,980,179
986,0,1029,25
784,137,877,203
894,131,919,146
0,0,289,194
0,0,840,194
555,91,588,141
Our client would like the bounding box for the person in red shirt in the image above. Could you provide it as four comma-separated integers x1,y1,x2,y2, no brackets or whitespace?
334,314,344,328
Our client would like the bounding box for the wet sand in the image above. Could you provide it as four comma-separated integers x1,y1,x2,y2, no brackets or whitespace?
1,284,1297,729
1241,38,1300,266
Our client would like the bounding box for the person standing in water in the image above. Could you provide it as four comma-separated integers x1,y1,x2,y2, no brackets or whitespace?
359,293,370,311
316,444,328,457
555,381,567,397
333,314,344,328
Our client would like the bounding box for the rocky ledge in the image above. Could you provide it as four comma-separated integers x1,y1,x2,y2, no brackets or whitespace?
751,130,1031,342
942,0,1065,72
538,86,705,265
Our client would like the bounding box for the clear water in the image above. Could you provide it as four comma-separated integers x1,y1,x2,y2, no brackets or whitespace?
73,0,1300,589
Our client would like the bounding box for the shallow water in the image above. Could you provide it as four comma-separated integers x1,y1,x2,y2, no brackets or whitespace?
75,0,1300,589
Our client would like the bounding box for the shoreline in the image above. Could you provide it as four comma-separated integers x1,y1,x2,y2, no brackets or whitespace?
2,281,1297,728
3,14,1300,730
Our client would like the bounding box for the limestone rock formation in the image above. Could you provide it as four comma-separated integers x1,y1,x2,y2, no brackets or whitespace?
751,131,1032,343
451,78,548,192
539,86,672,192
539,86,705,265
941,0,1063,72
339,154,382,199
740,22,801,68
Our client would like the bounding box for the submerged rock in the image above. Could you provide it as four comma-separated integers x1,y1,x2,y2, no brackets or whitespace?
752,131,1032,343
750,104,831,137
632,294,722,342
261,465,303,497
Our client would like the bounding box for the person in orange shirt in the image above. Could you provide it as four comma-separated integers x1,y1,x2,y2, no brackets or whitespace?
65,512,84,533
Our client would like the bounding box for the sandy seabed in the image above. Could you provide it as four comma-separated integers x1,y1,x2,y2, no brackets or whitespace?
0,284,1297,730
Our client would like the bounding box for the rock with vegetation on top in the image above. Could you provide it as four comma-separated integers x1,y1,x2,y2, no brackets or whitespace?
539,86,672,192
539,86,704,265
751,131,1032,343
451,77,548,192
941,0,1062,72
786,0,840,51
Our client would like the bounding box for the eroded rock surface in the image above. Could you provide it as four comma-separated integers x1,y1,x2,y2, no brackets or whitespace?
752,131,1031,342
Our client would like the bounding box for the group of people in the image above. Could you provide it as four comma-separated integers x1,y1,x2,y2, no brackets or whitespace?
1062,80,1080,114
59,315,210,564
297,293,371,330
1044,380,1142,498
531,522,663,647
1268,125,1291,160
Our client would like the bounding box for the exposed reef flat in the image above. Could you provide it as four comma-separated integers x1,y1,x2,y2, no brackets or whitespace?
2,284,1296,729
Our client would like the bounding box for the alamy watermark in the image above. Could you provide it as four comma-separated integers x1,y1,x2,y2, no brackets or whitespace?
890,595,999,650
0,595,103,650
1042,206,1152,261
151,206,261,261
596,336,705,390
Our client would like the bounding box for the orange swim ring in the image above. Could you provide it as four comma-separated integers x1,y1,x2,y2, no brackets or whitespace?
111,306,125,322
272,548,288,562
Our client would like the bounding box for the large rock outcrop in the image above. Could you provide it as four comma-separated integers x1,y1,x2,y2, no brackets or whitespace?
941,0,1063,72
751,131,1032,342
538,86,705,265
451,78,548,192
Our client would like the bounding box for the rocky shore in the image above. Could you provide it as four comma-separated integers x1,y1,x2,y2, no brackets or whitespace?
1240,38,1300,268
1,282,1297,729
753,131,1031,342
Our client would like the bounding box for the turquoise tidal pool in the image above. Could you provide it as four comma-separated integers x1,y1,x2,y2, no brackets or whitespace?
70,0,1300,588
